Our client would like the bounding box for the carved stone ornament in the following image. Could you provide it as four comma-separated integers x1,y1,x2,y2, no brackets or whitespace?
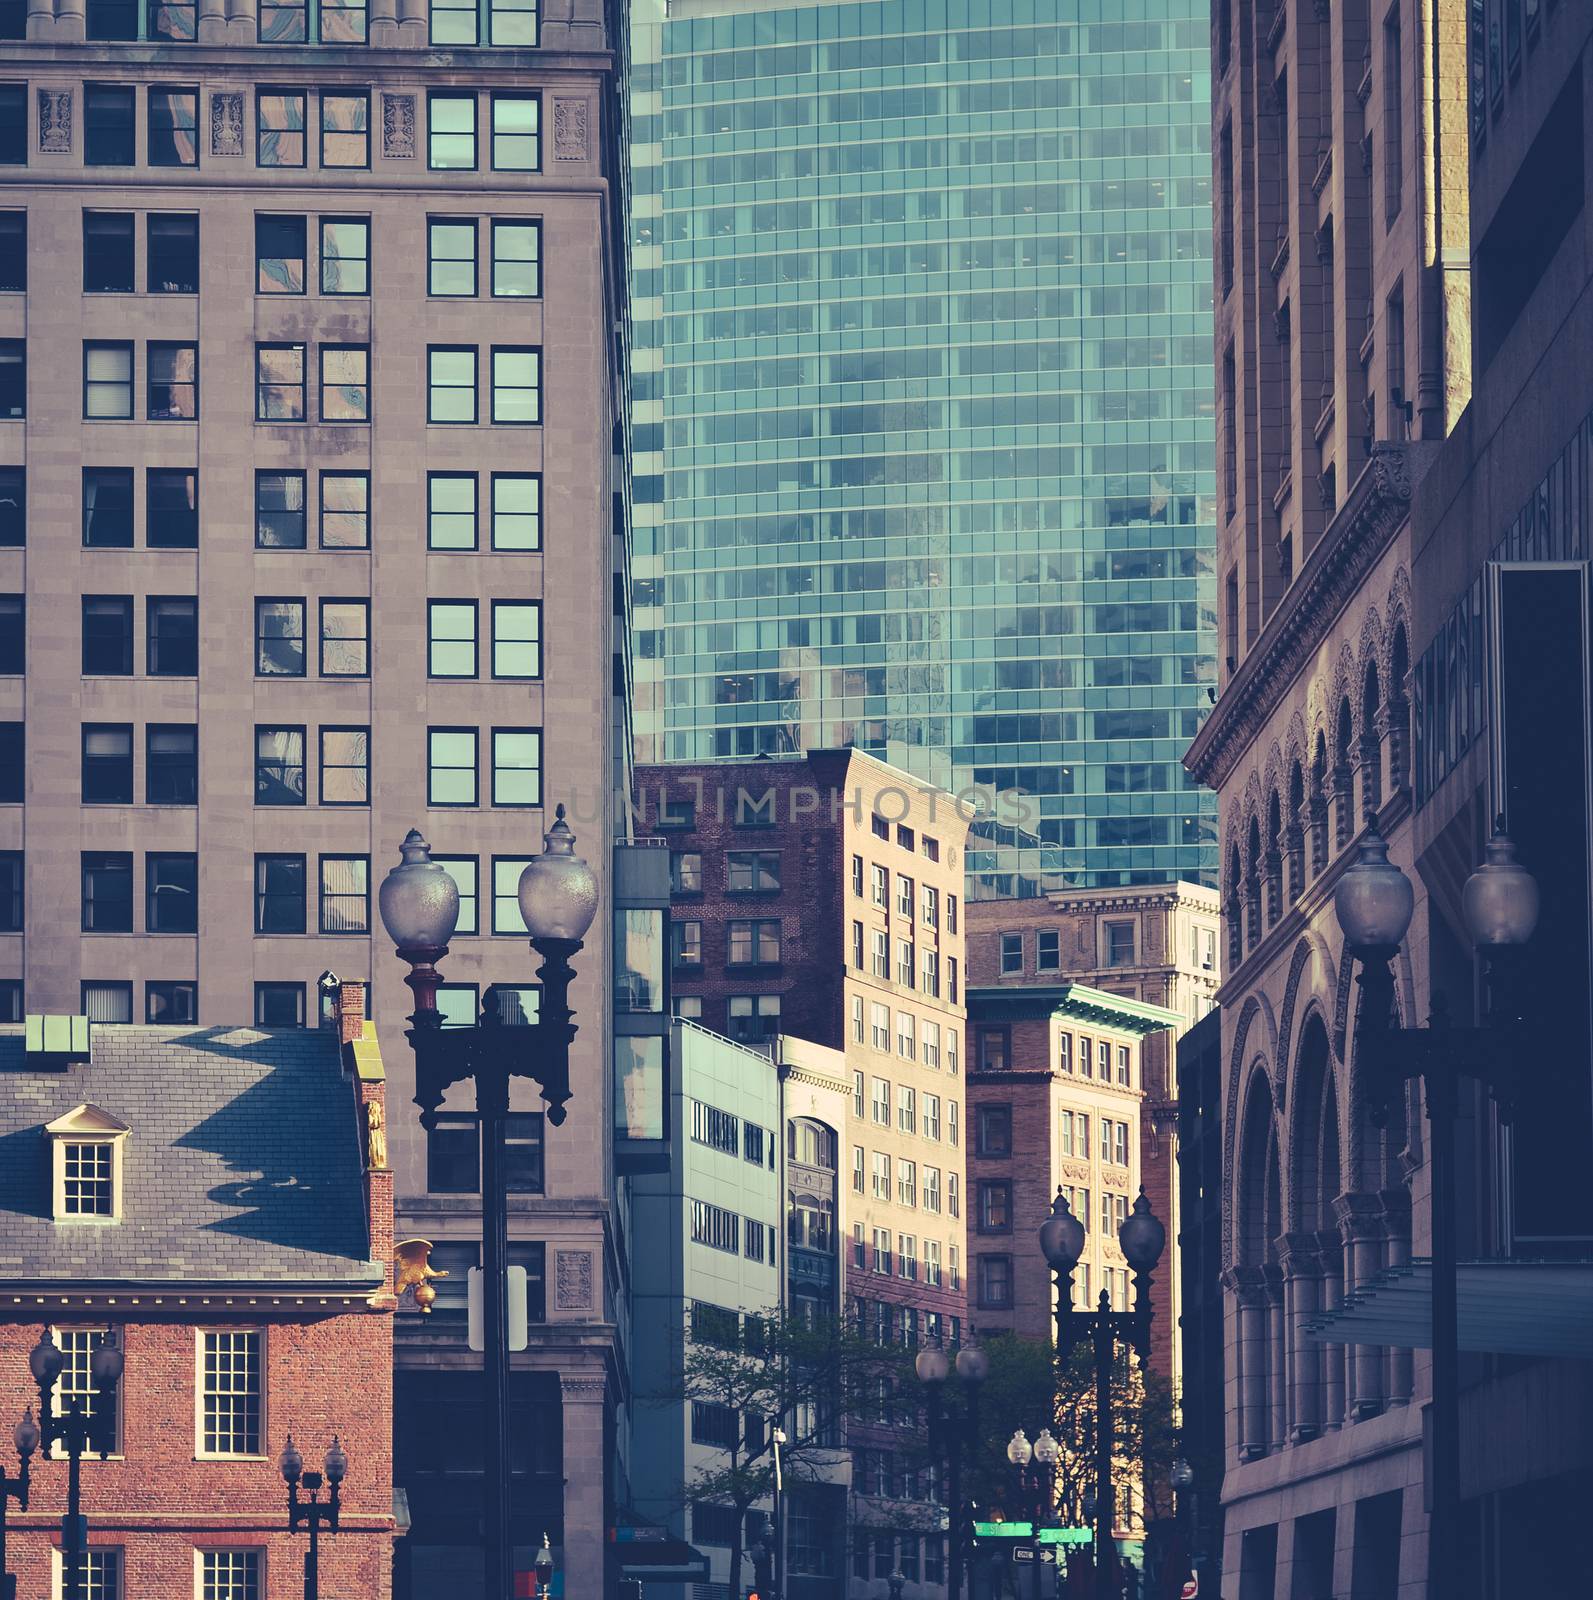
37,90,71,154
393,1238,446,1313
210,92,245,157
382,93,416,159
365,1098,387,1170
555,1248,594,1310
553,97,589,161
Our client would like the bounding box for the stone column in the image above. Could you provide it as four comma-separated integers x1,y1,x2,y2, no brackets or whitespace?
1263,849,1283,925
1300,797,1328,876
561,1373,609,1600
197,0,226,42
25,0,54,42
1328,762,1355,849
1336,1192,1387,1421
1244,875,1263,951
1284,824,1305,903
1225,1266,1270,1460
397,0,427,46
1280,1234,1322,1443
1358,732,1382,815
1263,1262,1287,1450
225,0,256,46
1381,1187,1414,1405
367,0,398,45
1315,1226,1345,1429
1375,700,1408,795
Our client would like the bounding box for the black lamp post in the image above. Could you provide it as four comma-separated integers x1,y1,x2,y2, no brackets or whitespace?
1168,1456,1195,1598
914,1343,988,1600
749,1532,773,1600
279,1434,347,1600
1005,1428,1060,1600
533,1531,555,1600
1332,818,1539,1600
379,808,598,1600
27,1329,122,1600
887,1567,906,1600
0,1408,38,1600
1038,1189,1165,1599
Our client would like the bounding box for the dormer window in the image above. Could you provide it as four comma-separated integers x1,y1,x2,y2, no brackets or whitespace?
46,1104,130,1223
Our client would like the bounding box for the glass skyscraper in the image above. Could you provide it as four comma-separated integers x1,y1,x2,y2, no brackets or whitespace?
629,0,1218,895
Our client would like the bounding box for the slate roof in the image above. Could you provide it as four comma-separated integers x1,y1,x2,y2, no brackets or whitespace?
0,1024,380,1288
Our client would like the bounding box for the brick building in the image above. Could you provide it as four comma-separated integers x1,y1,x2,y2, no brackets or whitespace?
0,2,635,1592
636,750,969,1598
964,884,1219,1389
0,996,395,1600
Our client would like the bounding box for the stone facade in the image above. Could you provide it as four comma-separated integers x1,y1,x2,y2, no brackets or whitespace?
1188,0,1475,1591
0,6,630,1595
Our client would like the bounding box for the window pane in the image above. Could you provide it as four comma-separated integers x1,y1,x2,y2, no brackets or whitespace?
491,729,541,806
428,346,476,423
429,0,475,44
491,219,541,297
147,213,198,294
258,91,307,167
255,599,305,676
320,472,369,548
429,473,477,549
258,0,305,38
254,726,305,805
489,0,536,45
147,341,197,419
320,600,368,675
320,218,369,295
429,601,477,678
319,727,369,805
491,473,540,549
320,346,369,421
492,602,540,678
318,0,365,39
433,856,478,934
429,219,476,297
321,92,368,167
256,213,306,294
428,729,477,805
84,342,132,419
148,88,198,166
493,857,532,934
429,95,476,169
255,471,306,548
83,212,134,293
256,344,305,420
319,855,369,933
491,95,539,170
82,468,134,548
147,468,198,548
491,347,540,424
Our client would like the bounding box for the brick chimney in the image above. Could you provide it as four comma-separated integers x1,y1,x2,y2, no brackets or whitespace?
336,978,366,1044
335,979,394,1302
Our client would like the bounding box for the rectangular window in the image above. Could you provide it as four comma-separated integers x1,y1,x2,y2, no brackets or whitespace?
1106,922,1136,966
147,341,197,419
1117,1046,1131,1086
979,1180,1011,1233
671,919,702,967
1099,1040,1111,1078
689,1200,740,1255
491,346,540,424
82,724,133,804
254,472,306,549
726,918,779,965
257,90,306,167
491,218,541,297
428,728,477,806
871,864,888,906
318,854,369,934
432,856,478,935
256,213,306,294
82,595,132,675
81,981,132,1022
725,850,780,892
670,851,702,894
0,981,19,1022
1000,932,1023,975
255,344,306,421
147,469,198,548
1058,1034,1073,1074
1037,928,1060,970
147,212,198,293
319,216,368,295
320,91,368,168
921,948,939,996
85,85,136,166
254,726,305,806
88,0,137,35
897,939,914,987
82,468,134,549
0,211,15,293
258,0,303,38
427,346,477,423
427,1113,478,1193
0,342,17,418
490,94,539,170
871,1076,890,1125
978,1255,1013,1309
199,1333,261,1457
84,212,134,293
320,345,369,422
428,218,476,296
318,726,367,806
141,723,195,806
490,856,532,934
428,601,477,679
429,93,476,170
1079,1035,1093,1077
896,1012,916,1062
428,473,477,549
146,851,197,933
898,1083,916,1133
851,993,865,1041
147,88,197,166
320,472,369,549
726,994,779,1044
923,1166,941,1212
254,853,306,934
0,722,18,796
48,1328,121,1460
0,87,21,166
81,851,133,932
976,1104,1011,1158
84,341,133,419
923,1092,941,1140
851,1071,864,1120
870,1003,889,1051
491,601,541,678
851,921,864,968
429,0,474,43
922,884,937,929
319,0,365,39
319,599,369,676
870,930,888,977
147,980,197,1024
255,982,304,1027
147,596,198,675
1384,6,1403,224
489,0,535,43
491,727,541,806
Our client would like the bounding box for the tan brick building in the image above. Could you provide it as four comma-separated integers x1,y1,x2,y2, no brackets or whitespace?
0,6,632,1594
965,883,1219,1390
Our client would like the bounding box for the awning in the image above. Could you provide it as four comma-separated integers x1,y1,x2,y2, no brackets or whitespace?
1304,1259,1593,1358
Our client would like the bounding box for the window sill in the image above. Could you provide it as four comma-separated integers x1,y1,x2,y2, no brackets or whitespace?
193,1454,269,1464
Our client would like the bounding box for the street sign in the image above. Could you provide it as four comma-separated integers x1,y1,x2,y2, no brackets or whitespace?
1037,1550,1056,1564
466,1266,530,1352
1012,1548,1035,1564
1181,1580,1199,1599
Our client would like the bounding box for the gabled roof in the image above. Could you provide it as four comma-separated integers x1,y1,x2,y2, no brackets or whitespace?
965,982,1183,1036
0,1025,379,1289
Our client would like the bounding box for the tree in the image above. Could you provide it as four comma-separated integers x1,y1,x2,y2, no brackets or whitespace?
656,1304,912,1595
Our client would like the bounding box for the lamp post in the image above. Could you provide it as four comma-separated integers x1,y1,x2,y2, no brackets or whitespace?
0,1408,38,1600
27,1330,122,1600
1005,1429,1060,1600
1168,1457,1195,1599
887,1567,906,1600
279,1435,347,1600
914,1343,988,1600
1332,818,1539,1600
533,1531,555,1600
379,809,598,1600
1038,1189,1165,1599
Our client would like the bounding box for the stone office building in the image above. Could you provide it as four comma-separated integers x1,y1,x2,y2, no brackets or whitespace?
1186,0,1475,1588
0,1,635,1593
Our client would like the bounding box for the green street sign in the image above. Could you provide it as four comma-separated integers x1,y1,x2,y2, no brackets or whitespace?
971,1524,1091,1546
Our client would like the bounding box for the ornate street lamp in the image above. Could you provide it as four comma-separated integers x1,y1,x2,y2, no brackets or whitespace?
280,1434,347,1600
533,1532,555,1600
28,1331,122,1600
380,810,598,1600
1334,817,1539,1600
0,1408,38,1600
1039,1189,1165,1597
915,1344,988,1600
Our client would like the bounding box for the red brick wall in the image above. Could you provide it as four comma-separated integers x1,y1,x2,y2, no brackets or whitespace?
0,1311,395,1598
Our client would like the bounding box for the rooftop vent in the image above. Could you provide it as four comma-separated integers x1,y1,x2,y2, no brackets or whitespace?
24,1014,91,1067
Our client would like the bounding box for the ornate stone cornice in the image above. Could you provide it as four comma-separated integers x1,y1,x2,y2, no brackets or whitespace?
1185,444,1418,791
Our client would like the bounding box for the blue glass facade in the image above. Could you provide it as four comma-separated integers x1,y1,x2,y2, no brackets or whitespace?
630,0,1219,895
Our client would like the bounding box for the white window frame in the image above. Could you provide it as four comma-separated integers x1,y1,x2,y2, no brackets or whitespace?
47,1326,122,1459
52,1546,122,1600
47,1105,130,1223
194,1548,265,1600
194,1329,265,1460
